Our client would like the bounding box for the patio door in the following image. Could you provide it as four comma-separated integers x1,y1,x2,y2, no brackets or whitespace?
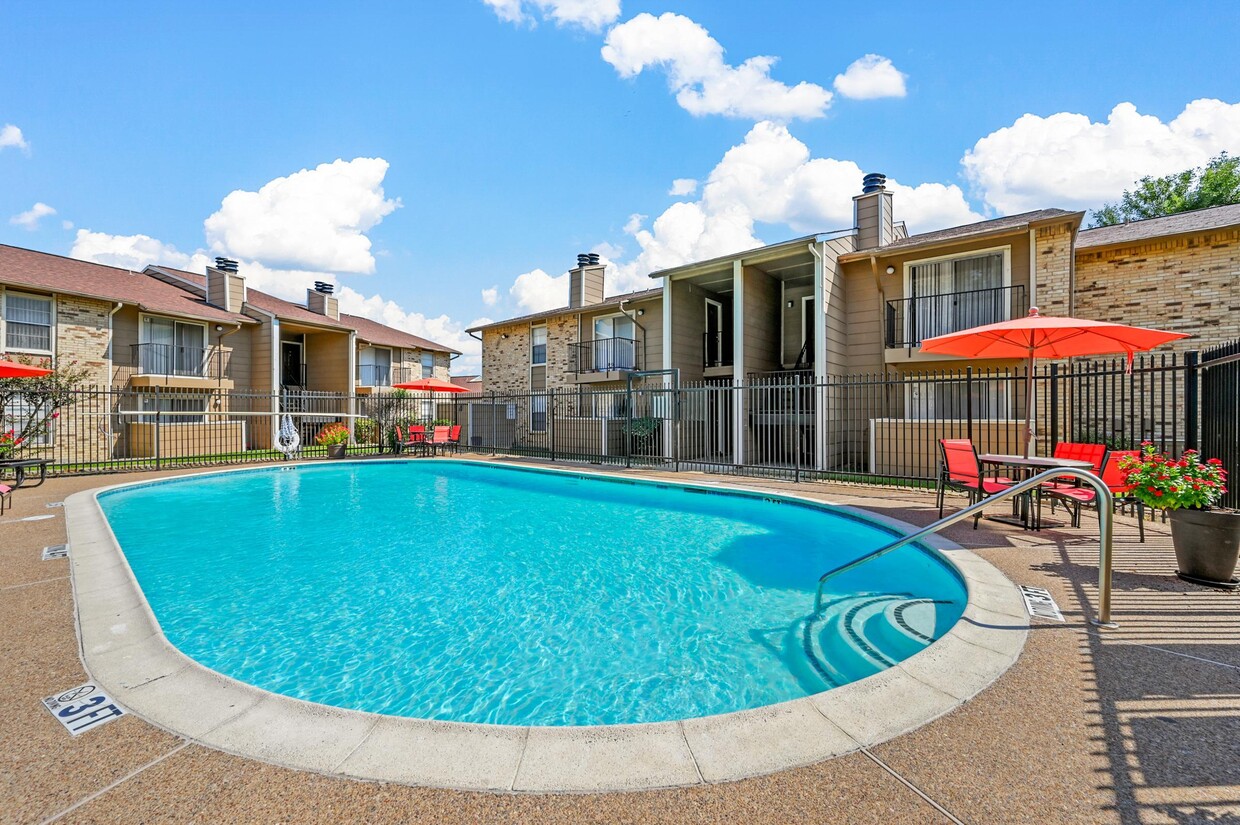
593,315,636,370
705,298,724,367
359,346,391,386
907,251,1006,341
281,341,304,387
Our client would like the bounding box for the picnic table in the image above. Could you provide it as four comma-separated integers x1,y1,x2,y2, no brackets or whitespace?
0,458,50,488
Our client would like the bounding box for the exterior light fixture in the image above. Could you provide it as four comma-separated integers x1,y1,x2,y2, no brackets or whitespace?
787,300,794,308
637,308,645,316
885,265,896,275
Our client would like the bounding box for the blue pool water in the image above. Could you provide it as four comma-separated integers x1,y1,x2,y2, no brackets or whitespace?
99,461,966,726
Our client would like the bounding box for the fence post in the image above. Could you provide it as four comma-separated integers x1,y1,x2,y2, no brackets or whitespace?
1185,350,1200,450
965,366,974,444
153,384,161,471
794,373,802,483
625,381,633,470
549,389,556,463
490,391,497,455
1049,363,1060,455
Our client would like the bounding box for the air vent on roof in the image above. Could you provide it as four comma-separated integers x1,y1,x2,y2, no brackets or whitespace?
313,281,334,295
577,253,591,267
861,172,887,194
214,257,239,273
587,253,600,265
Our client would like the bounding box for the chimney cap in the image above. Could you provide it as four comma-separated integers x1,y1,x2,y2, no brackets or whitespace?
861,172,887,194
313,281,334,295
214,257,239,273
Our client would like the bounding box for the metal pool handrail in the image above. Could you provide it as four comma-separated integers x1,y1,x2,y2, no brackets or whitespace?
813,468,1117,628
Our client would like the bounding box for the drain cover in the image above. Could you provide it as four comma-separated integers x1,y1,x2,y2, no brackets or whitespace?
41,545,68,560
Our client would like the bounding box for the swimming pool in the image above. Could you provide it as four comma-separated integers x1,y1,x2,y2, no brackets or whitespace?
98,460,966,727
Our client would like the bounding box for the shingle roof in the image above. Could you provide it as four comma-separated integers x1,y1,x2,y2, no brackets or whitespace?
0,246,254,325
450,374,481,389
1076,203,1240,250
843,209,1082,257
342,312,459,354
466,287,662,333
147,265,456,352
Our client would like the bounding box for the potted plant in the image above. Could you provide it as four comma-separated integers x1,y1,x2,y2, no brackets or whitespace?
1119,444,1237,588
314,422,351,459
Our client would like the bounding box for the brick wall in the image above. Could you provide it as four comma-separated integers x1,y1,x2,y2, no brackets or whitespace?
544,315,578,392
1035,222,1076,316
481,323,532,394
1075,228,1240,353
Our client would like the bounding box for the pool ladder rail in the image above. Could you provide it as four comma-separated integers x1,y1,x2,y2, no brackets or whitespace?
813,467,1117,628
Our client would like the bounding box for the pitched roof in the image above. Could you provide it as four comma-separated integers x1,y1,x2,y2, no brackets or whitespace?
1076,203,1240,250
450,374,482,389
841,209,1082,258
0,245,253,325
342,312,459,354
147,265,456,352
466,287,662,333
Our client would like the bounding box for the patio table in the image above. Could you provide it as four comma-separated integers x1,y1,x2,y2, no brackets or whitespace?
978,454,1094,529
0,458,49,488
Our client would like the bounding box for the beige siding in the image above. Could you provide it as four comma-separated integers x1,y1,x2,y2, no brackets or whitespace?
667,280,709,382
741,265,780,374
304,331,352,393
822,235,855,376
781,284,812,366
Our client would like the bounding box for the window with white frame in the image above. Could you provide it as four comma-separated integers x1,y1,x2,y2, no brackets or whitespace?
2,395,55,446
4,292,54,353
905,249,1009,342
421,351,434,378
359,346,392,386
531,325,547,365
137,393,208,424
531,394,547,432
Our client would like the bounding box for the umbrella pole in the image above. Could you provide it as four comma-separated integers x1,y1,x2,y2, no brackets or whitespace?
1023,352,1035,458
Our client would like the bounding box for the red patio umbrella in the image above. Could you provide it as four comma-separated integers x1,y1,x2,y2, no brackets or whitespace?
920,308,1189,457
391,377,472,393
0,359,52,378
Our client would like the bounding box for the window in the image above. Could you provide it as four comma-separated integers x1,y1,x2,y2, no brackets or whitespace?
140,316,207,376
359,346,392,386
591,316,636,370
531,326,547,365
421,351,434,378
531,394,547,432
4,292,53,352
908,379,1010,420
905,249,1008,342
2,395,55,446
138,393,207,424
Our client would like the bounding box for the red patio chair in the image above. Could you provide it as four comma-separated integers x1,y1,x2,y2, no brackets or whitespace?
446,425,462,453
1038,449,1146,542
0,483,10,515
395,425,426,455
425,425,452,456
936,438,1016,529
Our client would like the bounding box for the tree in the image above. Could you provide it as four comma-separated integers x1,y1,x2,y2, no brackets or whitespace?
1090,153,1240,228
0,357,90,457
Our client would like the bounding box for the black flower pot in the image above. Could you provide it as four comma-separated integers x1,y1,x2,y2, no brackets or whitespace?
1169,508,1240,588
326,443,347,459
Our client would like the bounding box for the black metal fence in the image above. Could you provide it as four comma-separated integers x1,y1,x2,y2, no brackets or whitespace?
1201,339,1240,509
2,352,1222,489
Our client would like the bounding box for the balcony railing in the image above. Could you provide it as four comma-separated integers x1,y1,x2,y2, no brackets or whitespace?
357,365,420,387
885,284,1027,349
569,336,642,375
131,343,230,380
703,330,733,369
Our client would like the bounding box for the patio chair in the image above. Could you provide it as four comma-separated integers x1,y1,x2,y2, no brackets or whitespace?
1038,449,1146,542
395,425,426,454
936,438,1016,528
0,483,10,515
424,425,452,456
1039,442,1108,514
445,425,462,454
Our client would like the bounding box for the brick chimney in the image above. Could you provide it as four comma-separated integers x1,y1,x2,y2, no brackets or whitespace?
306,281,340,320
568,253,605,309
853,172,894,250
206,257,247,312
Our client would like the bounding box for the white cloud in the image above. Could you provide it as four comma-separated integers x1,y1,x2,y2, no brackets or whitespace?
483,0,620,31
62,219,74,230
481,286,499,306
70,229,210,273
833,54,907,100
9,202,56,231
601,13,832,121
0,124,28,152
668,178,698,196
964,99,1240,213
203,157,400,274
509,268,569,312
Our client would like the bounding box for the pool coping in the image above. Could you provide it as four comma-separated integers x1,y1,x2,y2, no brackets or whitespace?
63,457,1030,794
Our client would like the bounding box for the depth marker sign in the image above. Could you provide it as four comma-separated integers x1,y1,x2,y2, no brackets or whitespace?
1019,585,1065,622
42,683,126,735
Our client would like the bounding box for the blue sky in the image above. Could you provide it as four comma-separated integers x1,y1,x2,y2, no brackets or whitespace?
2,1,1238,371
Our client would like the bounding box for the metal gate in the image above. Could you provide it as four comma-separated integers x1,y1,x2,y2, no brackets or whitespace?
1201,339,1240,509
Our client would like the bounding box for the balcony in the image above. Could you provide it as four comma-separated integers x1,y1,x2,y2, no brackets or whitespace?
356,364,419,391
129,343,232,389
885,284,1027,350
703,331,733,371
569,337,642,380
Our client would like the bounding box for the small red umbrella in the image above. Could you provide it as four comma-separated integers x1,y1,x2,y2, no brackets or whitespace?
0,360,52,378
392,377,471,393
920,308,1189,457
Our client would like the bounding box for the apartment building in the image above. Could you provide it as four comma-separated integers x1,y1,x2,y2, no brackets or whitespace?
0,245,457,461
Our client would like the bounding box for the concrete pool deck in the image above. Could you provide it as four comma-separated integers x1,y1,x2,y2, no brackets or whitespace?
3,455,1239,823
61,459,1028,794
